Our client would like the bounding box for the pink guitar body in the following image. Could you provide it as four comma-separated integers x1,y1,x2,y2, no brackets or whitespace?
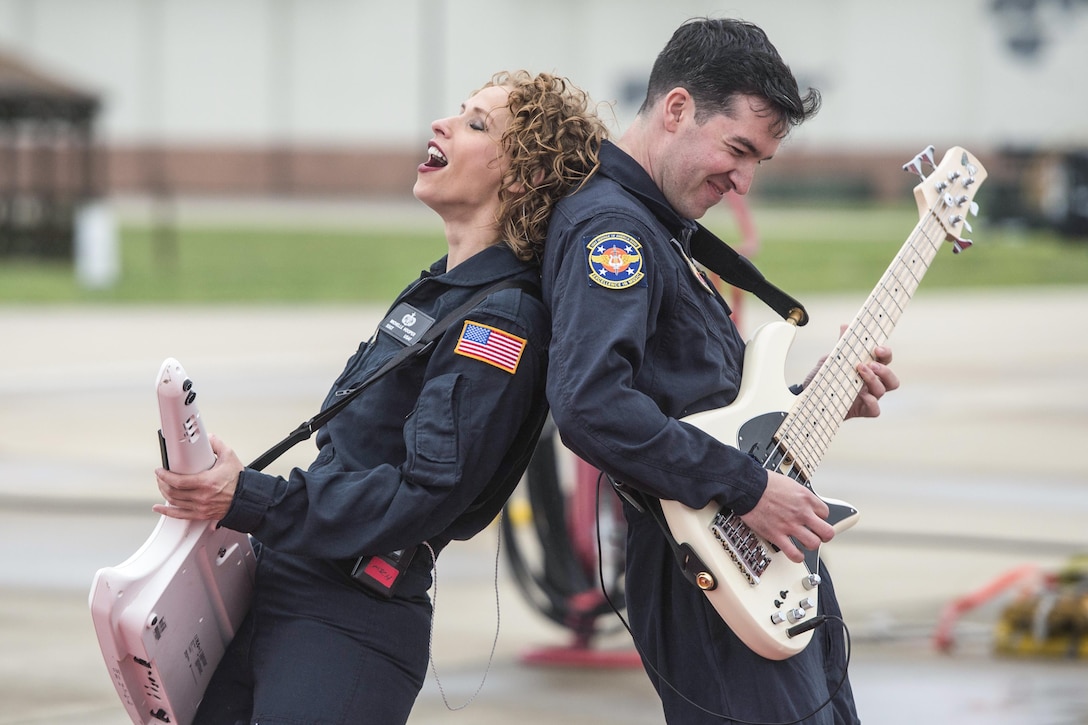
89,358,255,725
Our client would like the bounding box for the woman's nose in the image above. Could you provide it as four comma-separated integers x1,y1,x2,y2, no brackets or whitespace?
431,116,451,137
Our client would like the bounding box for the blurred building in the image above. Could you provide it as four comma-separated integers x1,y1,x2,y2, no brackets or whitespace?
0,0,1084,229
0,46,99,258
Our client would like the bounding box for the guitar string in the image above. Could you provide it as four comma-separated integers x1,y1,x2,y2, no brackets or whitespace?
775,206,948,478
783,211,939,462
770,202,952,591
762,153,977,480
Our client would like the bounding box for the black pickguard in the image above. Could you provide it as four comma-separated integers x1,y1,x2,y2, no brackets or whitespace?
736,412,857,575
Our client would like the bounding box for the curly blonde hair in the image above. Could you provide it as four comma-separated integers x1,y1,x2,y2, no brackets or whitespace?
483,71,607,261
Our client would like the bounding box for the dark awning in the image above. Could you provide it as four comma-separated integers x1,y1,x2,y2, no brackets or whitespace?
0,48,99,122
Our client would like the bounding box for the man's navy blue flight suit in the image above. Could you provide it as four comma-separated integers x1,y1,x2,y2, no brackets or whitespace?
541,141,859,725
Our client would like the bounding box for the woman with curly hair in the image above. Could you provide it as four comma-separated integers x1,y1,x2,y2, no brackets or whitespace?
153,70,606,724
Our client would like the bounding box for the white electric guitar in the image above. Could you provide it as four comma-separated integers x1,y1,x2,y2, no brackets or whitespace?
660,146,987,660
89,358,255,724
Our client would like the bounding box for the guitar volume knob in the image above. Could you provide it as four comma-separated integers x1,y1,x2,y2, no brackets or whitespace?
802,573,821,590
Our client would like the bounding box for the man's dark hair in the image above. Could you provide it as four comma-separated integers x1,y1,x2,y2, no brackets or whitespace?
639,17,820,137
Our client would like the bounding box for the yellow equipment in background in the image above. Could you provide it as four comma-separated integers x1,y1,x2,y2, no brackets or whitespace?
993,555,1088,658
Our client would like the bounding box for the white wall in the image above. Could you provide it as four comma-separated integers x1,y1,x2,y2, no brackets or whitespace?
1,0,1085,152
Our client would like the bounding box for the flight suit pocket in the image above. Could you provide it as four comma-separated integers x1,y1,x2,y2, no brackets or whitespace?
670,269,743,397
408,372,462,464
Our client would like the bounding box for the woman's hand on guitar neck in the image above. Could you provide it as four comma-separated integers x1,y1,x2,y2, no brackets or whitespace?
740,471,835,564
153,435,244,523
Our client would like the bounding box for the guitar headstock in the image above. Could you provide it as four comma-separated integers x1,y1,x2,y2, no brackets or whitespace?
903,145,988,253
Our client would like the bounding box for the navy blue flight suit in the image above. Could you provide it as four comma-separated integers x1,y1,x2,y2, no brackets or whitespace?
541,141,859,724
195,243,549,725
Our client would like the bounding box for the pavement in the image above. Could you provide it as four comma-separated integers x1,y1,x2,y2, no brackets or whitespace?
2,281,1088,724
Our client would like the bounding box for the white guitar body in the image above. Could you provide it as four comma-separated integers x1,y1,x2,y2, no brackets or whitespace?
660,146,987,661
89,358,255,725
660,321,859,661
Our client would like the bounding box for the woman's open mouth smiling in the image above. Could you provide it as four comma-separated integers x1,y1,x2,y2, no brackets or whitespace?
424,143,448,168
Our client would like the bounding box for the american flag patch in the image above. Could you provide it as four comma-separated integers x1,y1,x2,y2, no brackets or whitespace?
454,320,527,374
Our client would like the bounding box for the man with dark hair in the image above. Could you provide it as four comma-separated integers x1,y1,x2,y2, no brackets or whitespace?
541,17,898,724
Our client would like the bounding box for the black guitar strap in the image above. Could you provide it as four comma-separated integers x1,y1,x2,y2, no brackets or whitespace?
689,222,809,326
247,277,539,472
613,166,808,326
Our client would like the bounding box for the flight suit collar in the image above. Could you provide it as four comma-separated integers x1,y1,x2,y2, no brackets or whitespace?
597,140,698,249
425,243,536,288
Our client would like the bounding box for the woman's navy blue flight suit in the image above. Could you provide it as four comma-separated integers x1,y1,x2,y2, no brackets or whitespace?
194,243,549,725
541,141,859,724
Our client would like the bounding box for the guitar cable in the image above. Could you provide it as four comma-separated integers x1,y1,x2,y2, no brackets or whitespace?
592,472,854,725
423,519,504,712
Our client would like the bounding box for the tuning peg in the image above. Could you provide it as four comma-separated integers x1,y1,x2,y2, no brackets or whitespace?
948,213,975,235
922,145,936,168
969,201,980,216
961,152,977,176
951,238,973,254
902,144,937,180
902,156,925,179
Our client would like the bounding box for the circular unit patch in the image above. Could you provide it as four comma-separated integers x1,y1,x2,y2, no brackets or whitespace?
586,232,645,289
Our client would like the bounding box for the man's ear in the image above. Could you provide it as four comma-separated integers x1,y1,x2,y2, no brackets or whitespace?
662,87,692,132
506,167,546,195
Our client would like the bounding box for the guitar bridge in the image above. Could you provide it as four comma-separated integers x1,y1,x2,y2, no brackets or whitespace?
710,510,772,585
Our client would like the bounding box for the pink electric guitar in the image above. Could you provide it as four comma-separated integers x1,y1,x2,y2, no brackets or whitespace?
660,146,987,660
89,358,255,724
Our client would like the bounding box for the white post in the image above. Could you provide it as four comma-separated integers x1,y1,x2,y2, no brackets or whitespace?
74,201,119,289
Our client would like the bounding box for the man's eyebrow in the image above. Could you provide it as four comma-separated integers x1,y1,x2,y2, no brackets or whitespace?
731,134,774,162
